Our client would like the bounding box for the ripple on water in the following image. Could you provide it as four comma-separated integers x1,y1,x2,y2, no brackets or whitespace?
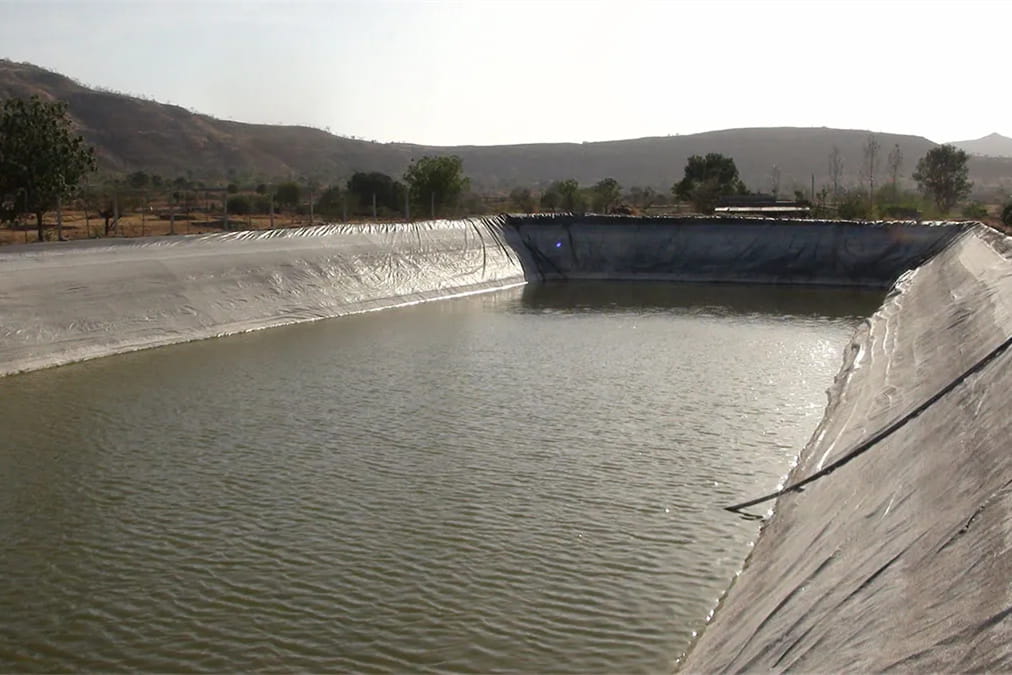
0,282,880,672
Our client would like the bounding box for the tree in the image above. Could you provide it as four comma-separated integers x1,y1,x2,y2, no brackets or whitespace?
509,186,535,212
1002,202,1012,228
673,153,747,214
862,134,880,204
314,185,345,218
768,164,781,197
828,145,844,199
887,144,903,194
626,186,659,211
127,171,150,190
274,181,301,210
346,171,404,214
403,155,468,217
590,177,621,213
538,179,583,212
913,144,972,214
540,186,561,212
226,194,252,215
556,179,583,212
0,96,96,241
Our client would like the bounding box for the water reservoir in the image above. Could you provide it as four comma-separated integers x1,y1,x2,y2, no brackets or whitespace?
0,281,882,672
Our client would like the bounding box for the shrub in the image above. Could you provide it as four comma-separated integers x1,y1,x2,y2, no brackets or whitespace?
836,190,870,219
226,195,251,215
960,202,988,220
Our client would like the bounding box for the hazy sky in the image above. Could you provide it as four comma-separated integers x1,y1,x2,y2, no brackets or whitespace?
1,0,1008,146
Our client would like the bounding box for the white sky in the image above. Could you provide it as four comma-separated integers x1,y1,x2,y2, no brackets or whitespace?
1,0,1008,146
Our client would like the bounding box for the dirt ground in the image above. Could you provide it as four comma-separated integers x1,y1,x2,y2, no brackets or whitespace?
0,210,335,246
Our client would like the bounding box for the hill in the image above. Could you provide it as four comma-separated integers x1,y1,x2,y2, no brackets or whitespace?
2,59,1011,194
950,133,1012,158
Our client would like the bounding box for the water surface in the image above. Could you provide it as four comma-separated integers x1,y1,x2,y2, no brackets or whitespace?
0,282,882,672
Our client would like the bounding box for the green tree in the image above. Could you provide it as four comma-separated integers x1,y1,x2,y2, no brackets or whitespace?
509,186,536,212
226,194,252,216
127,171,150,190
346,171,404,214
960,201,988,219
590,177,621,213
274,181,301,210
540,186,561,212
314,185,345,218
552,178,583,212
403,155,469,217
626,186,659,211
836,188,872,220
1001,201,1012,228
913,144,972,214
0,96,96,241
672,153,747,214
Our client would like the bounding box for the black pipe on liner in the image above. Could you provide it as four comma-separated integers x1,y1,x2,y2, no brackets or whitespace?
726,333,1012,515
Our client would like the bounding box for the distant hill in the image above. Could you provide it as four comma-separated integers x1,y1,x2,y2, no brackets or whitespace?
2,59,1011,194
950,133,1012,158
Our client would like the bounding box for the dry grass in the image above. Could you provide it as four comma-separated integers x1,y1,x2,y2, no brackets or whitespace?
0,210,356,246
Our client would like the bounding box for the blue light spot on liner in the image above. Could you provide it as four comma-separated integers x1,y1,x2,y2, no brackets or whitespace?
555,241,563,248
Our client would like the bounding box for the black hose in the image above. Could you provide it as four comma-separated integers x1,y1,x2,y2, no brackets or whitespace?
726,332,1012,515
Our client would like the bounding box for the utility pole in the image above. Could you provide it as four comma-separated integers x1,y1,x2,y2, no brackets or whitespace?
82,179,91,238
56,194,63,241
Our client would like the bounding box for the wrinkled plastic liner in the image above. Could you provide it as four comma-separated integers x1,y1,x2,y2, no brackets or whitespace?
682,225,1011,671
2,216,963,377
2,215,1003,668
0,217,525,376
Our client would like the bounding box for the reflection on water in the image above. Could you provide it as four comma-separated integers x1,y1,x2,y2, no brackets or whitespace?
0,282,881,673
520,281,883,319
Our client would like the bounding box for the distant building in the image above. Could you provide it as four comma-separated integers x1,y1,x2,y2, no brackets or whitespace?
714,194,811,218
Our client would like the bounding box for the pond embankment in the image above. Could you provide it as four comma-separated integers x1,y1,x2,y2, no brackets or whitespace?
1,214,1005,669
0,217,525,376
682,224,1011,671
2,215,963,377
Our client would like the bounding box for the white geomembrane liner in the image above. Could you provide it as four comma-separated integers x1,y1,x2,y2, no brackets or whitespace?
0,217,525,376
3,215,1006,669
683,225,1011,671
2,215,962,377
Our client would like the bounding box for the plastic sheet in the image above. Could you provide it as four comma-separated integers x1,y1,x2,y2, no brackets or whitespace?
682,224,1012,671
504,215,965,287
0,217,524,376
0,215,969,376
1,215,1005,668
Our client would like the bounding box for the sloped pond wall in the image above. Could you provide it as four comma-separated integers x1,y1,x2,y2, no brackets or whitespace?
504,214,963,286
0,214,1005,668
682,224,1011,671
0,217,525,376
1,215,962,376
